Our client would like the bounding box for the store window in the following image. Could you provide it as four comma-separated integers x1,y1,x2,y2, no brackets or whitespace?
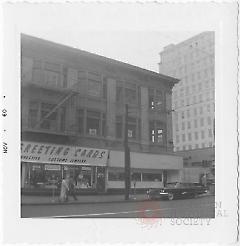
108,171,125,181
132,172,141,181
142,173,162,182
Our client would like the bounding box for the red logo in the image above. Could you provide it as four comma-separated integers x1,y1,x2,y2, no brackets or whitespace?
136,200,163,228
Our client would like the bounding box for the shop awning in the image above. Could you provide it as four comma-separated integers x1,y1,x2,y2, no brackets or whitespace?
21,141,109,166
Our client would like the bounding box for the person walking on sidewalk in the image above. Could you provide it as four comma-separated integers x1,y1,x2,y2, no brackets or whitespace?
66,177,78,201
59,176,69,202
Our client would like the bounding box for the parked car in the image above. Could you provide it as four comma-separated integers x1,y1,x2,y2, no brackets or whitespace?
147,182,208,201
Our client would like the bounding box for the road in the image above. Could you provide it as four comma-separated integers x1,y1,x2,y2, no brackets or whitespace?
21,196,214,218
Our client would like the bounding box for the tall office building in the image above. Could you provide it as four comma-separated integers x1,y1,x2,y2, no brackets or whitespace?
159,32,215,152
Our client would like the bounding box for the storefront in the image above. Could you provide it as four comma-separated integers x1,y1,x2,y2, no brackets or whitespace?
106,150,183,192
21,141,108,192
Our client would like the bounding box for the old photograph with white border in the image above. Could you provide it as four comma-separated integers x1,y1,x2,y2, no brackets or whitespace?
0,1,239,244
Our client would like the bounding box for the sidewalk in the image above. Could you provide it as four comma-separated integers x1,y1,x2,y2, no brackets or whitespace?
21,191,213,206
21,193,148,206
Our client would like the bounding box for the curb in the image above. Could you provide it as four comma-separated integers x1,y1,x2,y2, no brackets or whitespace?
21,193,214,206
21,198,148,206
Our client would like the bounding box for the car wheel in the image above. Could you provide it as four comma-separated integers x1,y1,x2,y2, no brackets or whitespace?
168,193,174,201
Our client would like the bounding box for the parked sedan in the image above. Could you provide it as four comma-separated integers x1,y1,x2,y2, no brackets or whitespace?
147,182,208,201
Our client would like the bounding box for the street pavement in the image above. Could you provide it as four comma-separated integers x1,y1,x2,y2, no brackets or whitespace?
21,195,215,218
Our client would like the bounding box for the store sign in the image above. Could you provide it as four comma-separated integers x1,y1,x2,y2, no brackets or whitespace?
21,141,108,166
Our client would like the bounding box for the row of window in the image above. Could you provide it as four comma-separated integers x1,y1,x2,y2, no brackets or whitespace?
174,109,214,121
23,57,168,109
175,129,214,143
28,102,166,144
175,117,213,130
174,93,214,109
173,80,214,98
175,141,214,151
108,171,162,182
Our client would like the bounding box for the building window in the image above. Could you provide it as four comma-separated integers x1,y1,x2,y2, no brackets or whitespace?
76,109,84,134
149,88,165,110
40,103,57,130
108,171,125,181
194,108,197,116
127,117,137,139
116,116,123,139
116,85,123,102
28,101,39,128
194,119,198,128
188,133,192,141
44,62,61,87
102,81,107,99
199,106,203,114
125,87,137,104
194,132,198,140
150,121,165,144
201,130,205,139
200,118,204,127
181,111,185,119
182,122,185,130
208,129,213,137
207,116,211,125
182,134,186,142
88,80,101,97
175,123,179,132
142,173,162,182
86,111,101,136
187,121,191,129
176,135,180,143
187,109,190,118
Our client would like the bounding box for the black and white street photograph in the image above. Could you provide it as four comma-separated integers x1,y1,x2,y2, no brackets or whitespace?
20,31,215,218
1,1,238,244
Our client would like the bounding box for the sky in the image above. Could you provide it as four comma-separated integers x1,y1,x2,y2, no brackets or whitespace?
6,3,207,72
23,30,200,72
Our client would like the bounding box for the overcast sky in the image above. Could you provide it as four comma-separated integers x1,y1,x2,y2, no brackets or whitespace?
9,3,208,72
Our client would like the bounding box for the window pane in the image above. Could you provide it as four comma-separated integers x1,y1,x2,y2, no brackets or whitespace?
142,173,162,182
88,80,101,97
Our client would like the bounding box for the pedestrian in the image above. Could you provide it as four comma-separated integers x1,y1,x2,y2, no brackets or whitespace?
66,177,78,201
59,176,69,202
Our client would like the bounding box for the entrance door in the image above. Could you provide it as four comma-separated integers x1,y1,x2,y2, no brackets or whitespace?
96,167,105,192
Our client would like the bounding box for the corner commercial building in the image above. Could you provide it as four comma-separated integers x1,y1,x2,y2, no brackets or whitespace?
21,34,182,194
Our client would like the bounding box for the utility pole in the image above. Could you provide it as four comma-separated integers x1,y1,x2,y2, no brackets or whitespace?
124,104,131,200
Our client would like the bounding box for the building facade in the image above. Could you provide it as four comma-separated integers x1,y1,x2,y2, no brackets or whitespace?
21,34,182,194
159,32,215,152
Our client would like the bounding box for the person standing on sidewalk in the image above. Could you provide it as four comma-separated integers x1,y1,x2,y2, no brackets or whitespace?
66,177,78,201
59,176,69,202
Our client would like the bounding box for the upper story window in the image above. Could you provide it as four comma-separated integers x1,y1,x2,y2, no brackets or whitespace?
125,83,137,104
86,111,101,136
149,88,165,110
149,120,165,144
88,80,101,97
44,62,61,87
